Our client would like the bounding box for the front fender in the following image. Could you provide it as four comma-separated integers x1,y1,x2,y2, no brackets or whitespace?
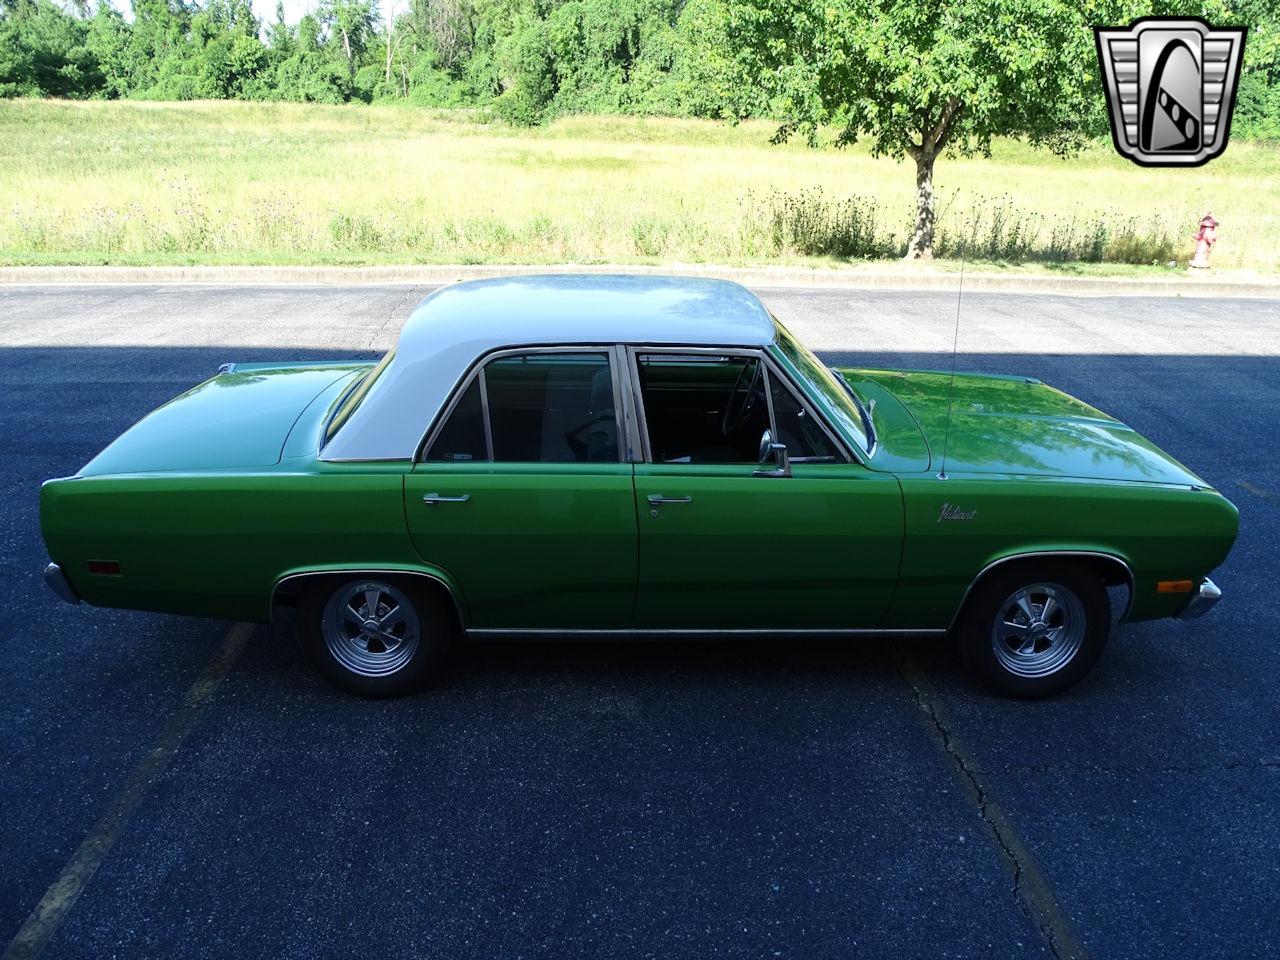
887,475,1238,629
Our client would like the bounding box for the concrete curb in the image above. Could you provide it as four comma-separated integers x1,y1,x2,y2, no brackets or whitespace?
3,263,1279,298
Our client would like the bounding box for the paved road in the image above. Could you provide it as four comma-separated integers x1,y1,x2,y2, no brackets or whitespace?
3,284,1279,960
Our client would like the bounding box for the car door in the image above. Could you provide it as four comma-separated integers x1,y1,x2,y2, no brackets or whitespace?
629,348,903,631
405,347,638,631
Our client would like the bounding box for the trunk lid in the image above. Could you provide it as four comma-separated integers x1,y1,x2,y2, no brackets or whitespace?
80,362,368,476
839,367,1207,487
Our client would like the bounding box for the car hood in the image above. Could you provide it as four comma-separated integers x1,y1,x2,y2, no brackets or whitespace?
838,367,1207,487
79,362,367,476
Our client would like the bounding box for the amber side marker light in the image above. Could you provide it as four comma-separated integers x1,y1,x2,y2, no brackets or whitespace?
87,560,121,576
1157,580,1195,594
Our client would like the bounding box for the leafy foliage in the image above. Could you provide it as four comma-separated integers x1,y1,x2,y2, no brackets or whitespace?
0,0,100,97
0,0,1277,261
2,0,1277,143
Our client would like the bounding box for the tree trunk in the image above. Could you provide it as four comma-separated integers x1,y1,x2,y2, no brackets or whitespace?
907,150,936,260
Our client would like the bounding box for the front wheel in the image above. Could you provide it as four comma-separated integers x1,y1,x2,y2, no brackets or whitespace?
299,577,452,697
956,562,1110,699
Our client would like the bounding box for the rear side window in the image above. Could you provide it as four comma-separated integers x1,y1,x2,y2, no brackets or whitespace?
325,348,395,445
423,351,618,463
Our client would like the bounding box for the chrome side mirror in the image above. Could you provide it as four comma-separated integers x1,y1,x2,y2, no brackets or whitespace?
757,428,774,463
753,438,791,478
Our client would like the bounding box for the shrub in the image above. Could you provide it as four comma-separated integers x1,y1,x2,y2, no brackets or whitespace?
937,196,1181,265
758,189,899,259
631,214,670,256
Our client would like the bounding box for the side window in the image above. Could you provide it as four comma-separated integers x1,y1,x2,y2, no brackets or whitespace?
768,373,840,461
424,352,618,464
487,353,617,462
637,354,769,464
424,378,486,462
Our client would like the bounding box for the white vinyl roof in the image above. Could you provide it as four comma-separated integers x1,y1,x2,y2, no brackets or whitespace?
319,274,778,461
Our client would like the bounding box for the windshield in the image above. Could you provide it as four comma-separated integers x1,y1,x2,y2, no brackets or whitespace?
323,348,396,445
771,320,872,455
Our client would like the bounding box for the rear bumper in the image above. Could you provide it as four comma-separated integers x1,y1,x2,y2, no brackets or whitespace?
43,562,80,605
1175,577,1221,619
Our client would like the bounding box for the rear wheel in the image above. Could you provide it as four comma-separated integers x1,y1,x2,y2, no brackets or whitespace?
299,576,452,697
957,562,1110,699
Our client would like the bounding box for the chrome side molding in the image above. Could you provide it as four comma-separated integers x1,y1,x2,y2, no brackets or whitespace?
947,549,1137,630
466,627,947,641
269,567,468,627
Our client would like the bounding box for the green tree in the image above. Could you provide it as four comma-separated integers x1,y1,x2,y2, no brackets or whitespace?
0,0,101,97
268,12,352,101
1231,0,1280,139
85,2,133,96
489,0,553,122
317,0,377,79
726,0,1104,258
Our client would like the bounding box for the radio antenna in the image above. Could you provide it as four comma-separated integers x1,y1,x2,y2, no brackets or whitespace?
937,258,964,481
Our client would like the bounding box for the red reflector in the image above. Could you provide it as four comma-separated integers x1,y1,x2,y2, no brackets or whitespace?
1157,579,1194,594
87,560,120,575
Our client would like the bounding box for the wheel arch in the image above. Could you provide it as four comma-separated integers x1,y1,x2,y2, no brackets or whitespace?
269,565,467,630
947,550,1135,633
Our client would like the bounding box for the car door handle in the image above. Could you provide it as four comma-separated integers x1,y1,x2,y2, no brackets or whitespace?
422,493,471,504
647,494,693,505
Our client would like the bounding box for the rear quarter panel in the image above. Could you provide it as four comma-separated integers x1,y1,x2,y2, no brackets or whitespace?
40,464,418,622
889,473,1239,628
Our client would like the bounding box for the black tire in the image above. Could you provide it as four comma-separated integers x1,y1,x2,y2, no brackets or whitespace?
956,561,1110,699
298,575,453,698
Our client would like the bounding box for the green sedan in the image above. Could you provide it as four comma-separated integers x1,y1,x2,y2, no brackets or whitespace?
40,275,1238,699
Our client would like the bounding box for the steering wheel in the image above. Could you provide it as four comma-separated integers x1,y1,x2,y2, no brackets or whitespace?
721,359,763,435
564,412,617,461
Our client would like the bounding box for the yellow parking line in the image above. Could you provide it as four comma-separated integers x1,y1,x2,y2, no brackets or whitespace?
897,652,1091,960
1238,480,1276,503
2,622,254,960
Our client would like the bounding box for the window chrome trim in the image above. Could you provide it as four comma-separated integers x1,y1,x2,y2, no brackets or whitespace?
477,367,494,461
415,344,628,465
610,344,644,462
760,361,779,444
769,320,875,459
321,349,397,451
624,345,857,466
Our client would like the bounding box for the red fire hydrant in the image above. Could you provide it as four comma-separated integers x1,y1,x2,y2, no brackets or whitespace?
1190,212,1218,270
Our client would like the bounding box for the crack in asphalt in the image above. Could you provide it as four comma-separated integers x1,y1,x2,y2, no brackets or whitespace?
367,284,421,350
896,652,1089,960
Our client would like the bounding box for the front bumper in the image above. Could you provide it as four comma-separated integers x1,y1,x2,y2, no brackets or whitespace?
1175,577,1221,619
43,562,80,605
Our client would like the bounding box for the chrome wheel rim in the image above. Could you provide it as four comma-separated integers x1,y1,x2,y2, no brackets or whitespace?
990,582,1086,679
322,581,421,678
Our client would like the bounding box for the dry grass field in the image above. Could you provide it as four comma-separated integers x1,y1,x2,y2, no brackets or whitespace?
3,98,1277,272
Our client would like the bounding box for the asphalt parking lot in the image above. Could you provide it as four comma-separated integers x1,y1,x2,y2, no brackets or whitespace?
3,283,1279,959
